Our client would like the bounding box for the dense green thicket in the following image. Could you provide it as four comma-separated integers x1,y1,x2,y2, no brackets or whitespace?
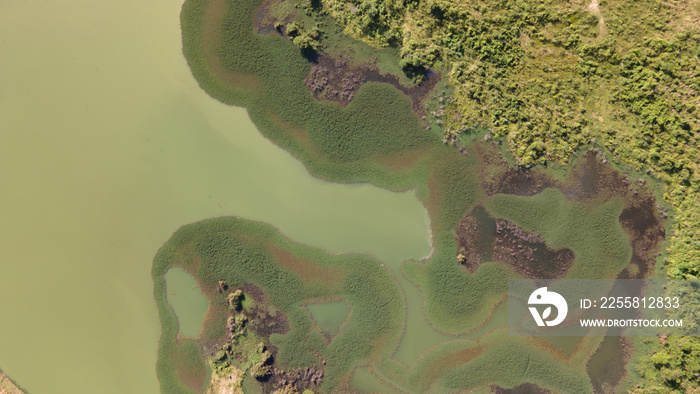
631,336,700,393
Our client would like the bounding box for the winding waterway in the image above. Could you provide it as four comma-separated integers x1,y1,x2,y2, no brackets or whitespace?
0,0,430,392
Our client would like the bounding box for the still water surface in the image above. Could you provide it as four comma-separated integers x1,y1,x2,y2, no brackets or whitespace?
164,268,209,338
0,0,430,392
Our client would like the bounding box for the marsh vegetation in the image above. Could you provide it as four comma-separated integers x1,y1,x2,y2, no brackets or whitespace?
154,0,683,391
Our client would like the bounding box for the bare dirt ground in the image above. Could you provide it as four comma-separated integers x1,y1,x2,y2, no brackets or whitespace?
0,371,23,394
587,0,608,38
207,367,244,394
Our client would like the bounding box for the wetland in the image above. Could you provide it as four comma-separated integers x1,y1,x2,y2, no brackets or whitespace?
0,0,671,391
152,0,669,391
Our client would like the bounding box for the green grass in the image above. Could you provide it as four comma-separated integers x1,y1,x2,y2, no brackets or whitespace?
441,339,593,393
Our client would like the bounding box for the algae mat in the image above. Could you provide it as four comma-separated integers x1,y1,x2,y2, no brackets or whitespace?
0,0,430,392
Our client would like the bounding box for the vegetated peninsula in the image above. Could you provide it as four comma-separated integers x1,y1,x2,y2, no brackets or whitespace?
152,0,698,392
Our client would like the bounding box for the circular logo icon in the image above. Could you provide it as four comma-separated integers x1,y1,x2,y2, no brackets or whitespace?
528,287,568,327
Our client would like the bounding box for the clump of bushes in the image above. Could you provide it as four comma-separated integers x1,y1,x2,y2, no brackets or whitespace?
285,22,323,53
226,289,244,310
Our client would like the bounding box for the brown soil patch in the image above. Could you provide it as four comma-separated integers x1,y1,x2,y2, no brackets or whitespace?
479,146,633,203
560,150,630,203
202,0,262,91
618,196,666,279
373,147,427,173
491,219,574,279
305,54,440,114
263,364,325,393
483,166,556,197
474,147,665,280
207,367,244,394
477,144,555,197
269,244,341,284
239,283,291,337
305,55,367,106
457,206,575,279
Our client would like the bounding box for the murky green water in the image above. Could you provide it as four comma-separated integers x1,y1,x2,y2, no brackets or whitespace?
0,0,430,392
395,276,453,365
306,301,349,335
165,268,208,338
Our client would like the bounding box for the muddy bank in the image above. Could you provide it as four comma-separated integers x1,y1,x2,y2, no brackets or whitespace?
618,196,666,279
586,336,632,393
305,54,440,114
239,284,324,393
466,147,665,390
238,283,290,338
263,364,324,393
457,206,574,278
207,283,326,393
480,148,641,203
471,147,665,281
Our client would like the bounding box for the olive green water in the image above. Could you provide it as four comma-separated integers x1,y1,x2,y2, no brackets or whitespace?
306,301,350,335
0,0,431,392
164,268,208,338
